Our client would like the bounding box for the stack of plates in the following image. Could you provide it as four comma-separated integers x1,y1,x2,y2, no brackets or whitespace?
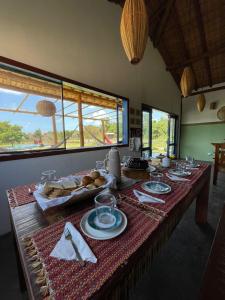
80,208,127,240
142,181,171,194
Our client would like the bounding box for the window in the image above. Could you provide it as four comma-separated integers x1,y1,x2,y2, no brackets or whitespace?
141,105,178,158
0,61,128,158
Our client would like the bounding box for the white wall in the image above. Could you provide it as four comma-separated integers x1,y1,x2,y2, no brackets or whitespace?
182,89,225,124
0,0,180,234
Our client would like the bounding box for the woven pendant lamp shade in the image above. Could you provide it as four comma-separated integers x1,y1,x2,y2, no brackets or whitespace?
180,67,195,97
36,100,56,117
217,106,225,121
196,94,206,112
120,0,149,64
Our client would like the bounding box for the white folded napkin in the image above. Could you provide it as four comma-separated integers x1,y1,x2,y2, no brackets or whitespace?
50,222,97,263
133,189,165,204
166,173,190,182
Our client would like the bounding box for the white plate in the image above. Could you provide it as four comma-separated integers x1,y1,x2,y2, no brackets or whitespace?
80,208,127,240
142,181,171,195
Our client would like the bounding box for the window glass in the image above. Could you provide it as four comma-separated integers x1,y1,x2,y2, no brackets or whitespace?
0,69,64,152
0,66,128,155
142,111,150,148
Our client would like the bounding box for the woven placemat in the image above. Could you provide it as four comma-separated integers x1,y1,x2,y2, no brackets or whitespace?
23,201,160,300
119,178,191,214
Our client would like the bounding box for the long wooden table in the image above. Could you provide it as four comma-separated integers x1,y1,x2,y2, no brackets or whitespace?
8,165,211,300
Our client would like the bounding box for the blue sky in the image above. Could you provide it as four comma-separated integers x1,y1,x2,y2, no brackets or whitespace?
0,88,117,133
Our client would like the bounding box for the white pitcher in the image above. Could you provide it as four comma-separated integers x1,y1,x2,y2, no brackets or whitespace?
104,147,121,182
162,157,171,168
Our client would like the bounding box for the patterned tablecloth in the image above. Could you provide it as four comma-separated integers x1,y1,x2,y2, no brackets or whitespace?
23,201,160,300
11,163,210,300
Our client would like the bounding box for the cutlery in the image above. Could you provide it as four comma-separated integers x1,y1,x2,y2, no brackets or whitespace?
28,188,33,195
134,189,165,204
64,229,85,266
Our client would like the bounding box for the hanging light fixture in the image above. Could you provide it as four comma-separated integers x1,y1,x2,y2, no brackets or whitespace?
36,100,56,117
196,94,206,112
217,106,225,121
120,0,149,64
180,66,195,97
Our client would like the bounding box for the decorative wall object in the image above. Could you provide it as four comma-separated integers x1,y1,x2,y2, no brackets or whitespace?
130,107,135,115
36,100,56,117
135,109,141,116
135,118,141,125
210,102,217,110
217,106,225,121
196,94,206,112
120,0,149,64
180,66,195,97
130,118,135,125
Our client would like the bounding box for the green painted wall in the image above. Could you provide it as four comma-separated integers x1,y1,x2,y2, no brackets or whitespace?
180,123,225,161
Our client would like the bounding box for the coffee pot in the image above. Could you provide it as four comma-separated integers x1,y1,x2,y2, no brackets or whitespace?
104,147,121,182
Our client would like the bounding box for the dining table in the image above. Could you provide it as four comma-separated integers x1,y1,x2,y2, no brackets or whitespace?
7,162,211,300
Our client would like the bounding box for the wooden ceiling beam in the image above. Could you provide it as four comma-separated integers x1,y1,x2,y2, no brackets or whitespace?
173,6,198,90
166,45,225,71
153,0,175,47
184,84,225,97
193,0,212,87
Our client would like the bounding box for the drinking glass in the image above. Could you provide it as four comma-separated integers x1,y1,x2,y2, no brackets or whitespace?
94,193,116,226
41,170,56,184
121,155,131,166
96,161,105,170
151,171,163,182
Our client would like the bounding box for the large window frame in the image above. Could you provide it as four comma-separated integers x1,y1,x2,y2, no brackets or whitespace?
141,104,178,157
0,57,129,161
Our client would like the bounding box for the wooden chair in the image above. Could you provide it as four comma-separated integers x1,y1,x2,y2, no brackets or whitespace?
212,143,225,185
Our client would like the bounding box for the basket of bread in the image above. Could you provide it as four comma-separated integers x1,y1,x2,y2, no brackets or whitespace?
33,170,117,211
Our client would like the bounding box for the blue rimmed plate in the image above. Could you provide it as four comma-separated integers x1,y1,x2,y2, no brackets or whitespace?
142,181,171,194
80,208,127,240
87,207,123,231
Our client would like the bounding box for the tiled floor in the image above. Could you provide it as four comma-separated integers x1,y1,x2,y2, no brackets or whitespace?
0,172,224,300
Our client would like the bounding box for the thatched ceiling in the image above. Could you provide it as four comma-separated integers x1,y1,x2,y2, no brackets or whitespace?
108,0,225,91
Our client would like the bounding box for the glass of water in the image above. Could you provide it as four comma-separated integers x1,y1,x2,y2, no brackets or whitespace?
96,161,105,170
94,193,116,228
41,170,56,184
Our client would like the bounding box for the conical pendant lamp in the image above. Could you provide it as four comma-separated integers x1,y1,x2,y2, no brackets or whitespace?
120,0,149,64
180,66,195,97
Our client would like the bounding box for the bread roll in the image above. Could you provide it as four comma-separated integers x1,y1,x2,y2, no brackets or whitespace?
86,183,97,190
81,175,94,186
90,170,100,180
94,176,106,187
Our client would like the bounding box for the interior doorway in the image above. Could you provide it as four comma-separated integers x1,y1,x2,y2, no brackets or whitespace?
142,104,178,158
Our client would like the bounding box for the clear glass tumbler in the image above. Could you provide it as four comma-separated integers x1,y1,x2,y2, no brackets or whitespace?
94,193,116,227
41,170,56,184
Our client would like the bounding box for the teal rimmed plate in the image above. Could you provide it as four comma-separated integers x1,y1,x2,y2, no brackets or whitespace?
142,181,171,194
87,207,123,231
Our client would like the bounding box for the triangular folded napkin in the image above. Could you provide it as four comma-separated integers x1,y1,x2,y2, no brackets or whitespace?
166,173,190,182
133,189,165,204
50,222,97,263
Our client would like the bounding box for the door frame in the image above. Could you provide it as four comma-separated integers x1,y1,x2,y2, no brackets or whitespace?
141,104,179,157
